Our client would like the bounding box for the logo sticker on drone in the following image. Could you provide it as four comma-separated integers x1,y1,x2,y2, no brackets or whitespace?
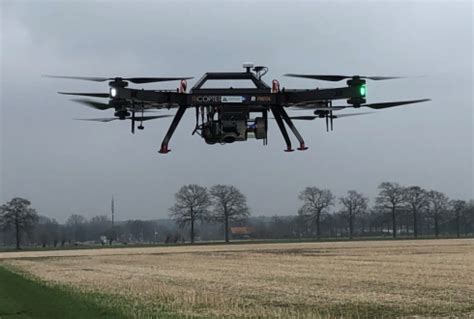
221,96,244,103
256,96,271,102
193,96,220,103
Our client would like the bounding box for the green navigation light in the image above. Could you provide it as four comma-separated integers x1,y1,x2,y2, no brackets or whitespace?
359,85,366,97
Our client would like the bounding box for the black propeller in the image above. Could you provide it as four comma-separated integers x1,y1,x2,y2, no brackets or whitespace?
284,74,405,81
362,99,431,109
292,106,347,111
44,75,193,84
59,92,109,98
70,98,162,112
71,98,113,110
292,112,373,132
292,98,431,112
75,118,118,123
75,115,172,122
289,112,373,121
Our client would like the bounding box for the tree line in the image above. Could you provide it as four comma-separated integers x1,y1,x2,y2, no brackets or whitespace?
1,182,473,249
170,184,249,243
296,183,473,240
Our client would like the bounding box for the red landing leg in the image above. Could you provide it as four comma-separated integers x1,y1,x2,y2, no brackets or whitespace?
297,143,308,151
158,145,171,154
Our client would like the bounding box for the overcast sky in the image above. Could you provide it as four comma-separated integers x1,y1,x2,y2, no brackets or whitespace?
1,0,472,222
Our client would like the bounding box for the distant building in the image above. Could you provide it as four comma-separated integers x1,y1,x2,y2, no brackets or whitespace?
99,236,107,245
230,226,255,239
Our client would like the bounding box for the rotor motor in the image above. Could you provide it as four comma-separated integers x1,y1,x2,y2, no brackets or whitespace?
114,110,131,119
347,77,367,107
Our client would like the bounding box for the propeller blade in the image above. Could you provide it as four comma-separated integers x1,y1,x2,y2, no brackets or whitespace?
333,112,374,118
133,115,173,121
43,75,108,82
71,98,162,112
310,106,347,111
285,74,349,81
290,100,327,107
59,92,109,98
291,105,346,110
75,118,119,122
291,99,430,112
289,112,373,121
363,99,430,109
128,108,160,113
44,75,193,84
284,74,405,81
71,98,113,110
75,115,171,123
123,77,193,84
364,76,404,81
288,116,318,121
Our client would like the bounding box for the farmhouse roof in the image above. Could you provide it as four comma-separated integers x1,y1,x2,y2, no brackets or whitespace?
230,227,254,235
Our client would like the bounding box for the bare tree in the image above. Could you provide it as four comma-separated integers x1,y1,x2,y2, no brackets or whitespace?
426,190,449,237
169,184,211,244
298,187,334,239
340,190,369,239
375,182,404,238
466,200,474,235
0,198,39,249
209,185,250,243
450,199,466,238
125,220,156,243
403,186,428,238
66,214,87,242
88,215,111,242
35,216,60,247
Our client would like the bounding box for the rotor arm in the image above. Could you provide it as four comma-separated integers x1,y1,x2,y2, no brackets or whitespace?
280,87,359,106
115,87,188,106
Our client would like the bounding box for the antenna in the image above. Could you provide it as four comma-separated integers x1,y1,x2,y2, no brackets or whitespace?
110,196,116,245
253,66,268,80
242,62,254,73
111,196,115,228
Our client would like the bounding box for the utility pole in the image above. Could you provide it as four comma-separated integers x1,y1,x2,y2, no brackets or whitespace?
111,196,115,228
110,196,115,245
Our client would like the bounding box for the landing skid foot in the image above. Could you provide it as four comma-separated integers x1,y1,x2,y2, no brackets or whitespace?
158,146,171,154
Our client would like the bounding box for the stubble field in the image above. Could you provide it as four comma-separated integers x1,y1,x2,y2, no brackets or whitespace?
1,239,473,318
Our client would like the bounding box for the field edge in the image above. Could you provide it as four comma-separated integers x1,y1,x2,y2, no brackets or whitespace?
0,264,188,319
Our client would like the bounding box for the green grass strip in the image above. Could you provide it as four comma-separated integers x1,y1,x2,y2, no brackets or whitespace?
0,266,128,319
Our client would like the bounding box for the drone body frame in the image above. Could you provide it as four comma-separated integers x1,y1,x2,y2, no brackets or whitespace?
46,64,430,154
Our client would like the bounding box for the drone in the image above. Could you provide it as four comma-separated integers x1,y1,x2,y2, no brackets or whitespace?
45,63,430,154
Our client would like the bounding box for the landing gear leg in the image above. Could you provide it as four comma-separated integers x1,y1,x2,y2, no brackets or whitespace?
137,104,144,130
263,109,268,146
192,106,199,135
158,105,187,154
271,106,293,152
131,108,136,134
278,106,308,151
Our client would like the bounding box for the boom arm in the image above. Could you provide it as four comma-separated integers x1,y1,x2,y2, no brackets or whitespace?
113,86,362,107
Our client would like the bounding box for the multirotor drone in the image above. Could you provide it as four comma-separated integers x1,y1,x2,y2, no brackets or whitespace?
46,63,430,154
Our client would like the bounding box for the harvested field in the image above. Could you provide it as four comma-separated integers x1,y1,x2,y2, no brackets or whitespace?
1,239,473,318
